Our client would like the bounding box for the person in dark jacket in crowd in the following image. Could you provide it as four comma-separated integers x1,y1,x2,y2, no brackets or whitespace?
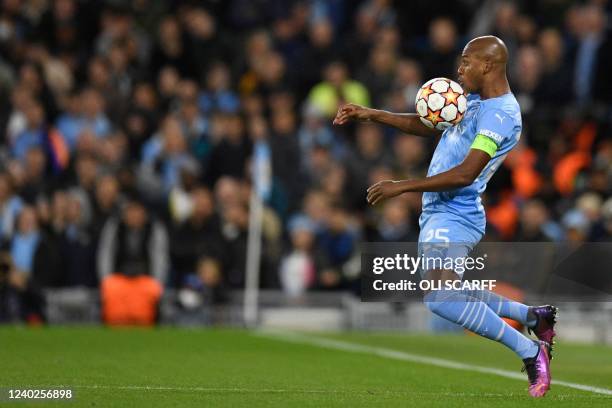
170,186,225,286
97,196,168,282
97,196,168,325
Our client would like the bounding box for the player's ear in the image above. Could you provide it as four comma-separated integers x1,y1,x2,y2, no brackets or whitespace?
482,59,491,75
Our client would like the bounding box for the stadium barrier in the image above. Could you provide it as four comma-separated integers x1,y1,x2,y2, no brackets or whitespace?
39,288,612,345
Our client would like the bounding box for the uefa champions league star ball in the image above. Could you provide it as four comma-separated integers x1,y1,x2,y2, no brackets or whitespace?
415,78,467,130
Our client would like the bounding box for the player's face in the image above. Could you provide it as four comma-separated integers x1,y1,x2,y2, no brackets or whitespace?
457,50,482,94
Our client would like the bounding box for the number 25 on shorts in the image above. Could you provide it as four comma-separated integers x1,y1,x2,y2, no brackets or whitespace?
424,228,450,243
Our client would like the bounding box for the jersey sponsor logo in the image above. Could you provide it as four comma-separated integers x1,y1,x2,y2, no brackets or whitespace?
477,129,504,145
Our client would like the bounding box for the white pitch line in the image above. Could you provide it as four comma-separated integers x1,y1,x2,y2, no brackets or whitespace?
254,330,612,397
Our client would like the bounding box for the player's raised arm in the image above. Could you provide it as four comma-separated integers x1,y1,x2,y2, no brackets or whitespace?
332,103,442,138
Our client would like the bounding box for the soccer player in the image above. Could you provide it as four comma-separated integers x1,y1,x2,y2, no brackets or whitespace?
333,36,556,397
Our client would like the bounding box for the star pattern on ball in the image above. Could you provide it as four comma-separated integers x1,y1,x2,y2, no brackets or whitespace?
442,89,460,106
425,109,442,126
420,85,434,99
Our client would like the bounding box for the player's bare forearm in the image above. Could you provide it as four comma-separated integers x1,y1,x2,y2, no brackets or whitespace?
366,171,471,206
333,103,441,138
369,110,442,138
366,149,491,205
397,168,475,192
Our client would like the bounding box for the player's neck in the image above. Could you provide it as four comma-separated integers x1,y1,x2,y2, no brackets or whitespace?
479,78,511,99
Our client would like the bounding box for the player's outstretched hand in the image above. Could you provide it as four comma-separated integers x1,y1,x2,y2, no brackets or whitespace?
332,103,372,125
366,180,403,205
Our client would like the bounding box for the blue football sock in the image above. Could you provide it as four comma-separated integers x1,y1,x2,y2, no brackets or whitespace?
465,289,536,328
424,290,539,359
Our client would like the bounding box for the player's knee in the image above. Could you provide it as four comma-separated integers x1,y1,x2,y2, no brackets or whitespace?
423,290,445,314
423,289,461,314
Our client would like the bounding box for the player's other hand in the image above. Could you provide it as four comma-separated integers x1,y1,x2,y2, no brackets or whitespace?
366,180,403,205
332,103,371,125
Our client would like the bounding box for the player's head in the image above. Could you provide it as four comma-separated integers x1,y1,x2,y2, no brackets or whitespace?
457,35,508,93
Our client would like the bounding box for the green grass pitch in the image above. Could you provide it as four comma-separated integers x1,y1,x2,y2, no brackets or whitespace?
1,327,611,407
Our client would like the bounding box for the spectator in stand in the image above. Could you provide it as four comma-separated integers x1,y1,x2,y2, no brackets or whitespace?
371,198,417,242
316,203,359,290
420,17,459,80
97,196,168,325
307,60,370,118
97,196,168,283
535,28,573,105
204,113,251,187
279,215,321,297
562,209,591,244
139,115,193,201
219,200,249,288
5,86,35,146
298,103,341,161
0,172,23,244
515,199,563,242
573,4,607,105
19,147,50,203
357,44,397,106
0,249,46,323
55,91,83,150
199,62,240,115
297,18,337,99
92,174,121,235
60,191,97,287
57,88,111,151
12,99,45,161
150,15,192,78
344,123,393,208
391,58,422,113
269,108,304,213
170,186,224,287
181,7,233,78
67,153,98,219
11,205,62,287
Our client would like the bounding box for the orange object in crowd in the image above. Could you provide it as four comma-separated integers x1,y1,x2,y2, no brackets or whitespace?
574,122,597,152
513,165,542,198
507,147,542,199
101,274,163,326
552,121,596,196
486,193,519,239
48,127,70,169
553,151,591,196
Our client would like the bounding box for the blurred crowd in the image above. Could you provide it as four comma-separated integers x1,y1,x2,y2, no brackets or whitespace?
0,0,611,321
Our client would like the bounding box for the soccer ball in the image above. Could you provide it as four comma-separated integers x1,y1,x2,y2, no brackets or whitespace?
415,77,467,130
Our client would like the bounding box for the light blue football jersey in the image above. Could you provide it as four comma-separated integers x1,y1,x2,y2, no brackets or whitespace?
420,92,522,237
